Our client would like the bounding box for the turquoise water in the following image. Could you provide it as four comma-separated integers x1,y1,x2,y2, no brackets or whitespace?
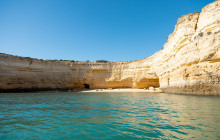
0,92,219,140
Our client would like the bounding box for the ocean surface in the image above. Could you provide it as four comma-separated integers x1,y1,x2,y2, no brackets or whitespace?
0,92,219,140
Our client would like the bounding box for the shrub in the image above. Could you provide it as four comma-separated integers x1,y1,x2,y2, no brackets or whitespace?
96,60,109,63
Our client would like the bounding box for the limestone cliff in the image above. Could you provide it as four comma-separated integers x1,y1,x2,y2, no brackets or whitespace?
153,0,220,95
0,1,219,95
0,54,159,92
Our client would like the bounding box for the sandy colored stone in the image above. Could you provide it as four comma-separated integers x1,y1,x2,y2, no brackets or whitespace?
0,54,159,91
0,1,219,95
152,0,220,95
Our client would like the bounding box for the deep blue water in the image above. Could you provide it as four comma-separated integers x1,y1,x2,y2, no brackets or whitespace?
0,92,219,140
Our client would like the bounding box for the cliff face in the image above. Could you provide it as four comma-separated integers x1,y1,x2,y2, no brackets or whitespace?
0,54,159,91
153,0,220,95
0,1,219,95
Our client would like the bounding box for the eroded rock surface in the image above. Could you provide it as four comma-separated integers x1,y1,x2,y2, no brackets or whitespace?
0,54,159,92
153,0,220,95
0,1,219,95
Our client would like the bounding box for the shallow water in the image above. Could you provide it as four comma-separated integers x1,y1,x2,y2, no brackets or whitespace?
0,92,219,140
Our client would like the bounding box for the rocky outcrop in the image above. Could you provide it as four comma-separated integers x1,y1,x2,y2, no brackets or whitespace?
153,0,220,95
0,1,219,95
0,54,159,92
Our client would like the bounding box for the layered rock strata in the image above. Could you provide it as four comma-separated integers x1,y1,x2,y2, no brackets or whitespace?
0,54,159,92
153,0,220,95
0,0,219,95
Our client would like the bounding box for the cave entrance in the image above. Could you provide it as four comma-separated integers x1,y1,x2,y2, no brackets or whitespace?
83,83,90,89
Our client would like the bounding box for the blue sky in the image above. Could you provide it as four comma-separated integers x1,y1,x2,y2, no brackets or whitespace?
0,0,214,62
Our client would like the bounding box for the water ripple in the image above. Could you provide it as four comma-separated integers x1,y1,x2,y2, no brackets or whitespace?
0,92,220,139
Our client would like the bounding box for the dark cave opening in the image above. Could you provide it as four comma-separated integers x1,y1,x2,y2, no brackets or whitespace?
83,83,90,89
